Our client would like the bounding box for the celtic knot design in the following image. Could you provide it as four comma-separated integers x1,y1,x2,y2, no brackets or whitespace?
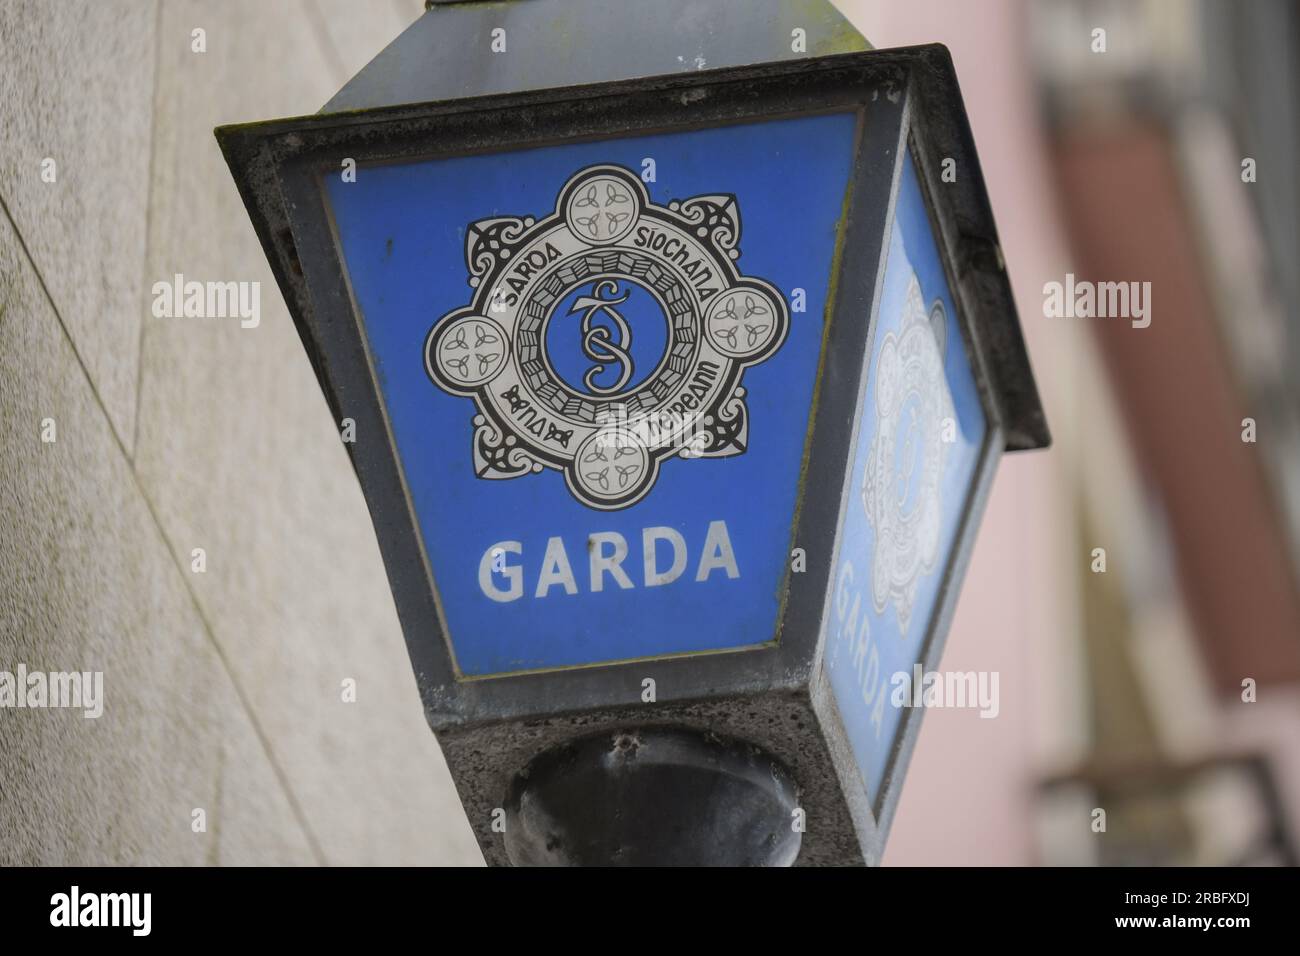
441,322,501,380
582,438,642,491
677,195,742,259
464,217,530,284
710,294,771,350
570,182,634,241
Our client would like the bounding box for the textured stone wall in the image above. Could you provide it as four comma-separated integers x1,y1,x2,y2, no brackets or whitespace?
0,0,482,865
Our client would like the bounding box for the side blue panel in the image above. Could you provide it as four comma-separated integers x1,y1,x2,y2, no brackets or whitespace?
824,153,988,803
325,114,858,676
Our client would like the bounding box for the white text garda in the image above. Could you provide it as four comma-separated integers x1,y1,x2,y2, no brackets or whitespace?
480,520,740,602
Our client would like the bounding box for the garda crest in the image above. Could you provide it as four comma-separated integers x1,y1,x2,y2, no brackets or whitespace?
425,165,790,510
860,276,954,636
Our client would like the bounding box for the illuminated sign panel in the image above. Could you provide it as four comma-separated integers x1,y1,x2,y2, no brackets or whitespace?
326,114,858,676
823,152,989,803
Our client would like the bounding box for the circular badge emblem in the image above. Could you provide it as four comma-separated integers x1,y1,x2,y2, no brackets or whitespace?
860,276,955,636
434,315,509,389
426,165,789,510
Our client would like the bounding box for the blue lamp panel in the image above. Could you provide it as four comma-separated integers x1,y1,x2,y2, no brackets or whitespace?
326,114,859,675
824,152,988,803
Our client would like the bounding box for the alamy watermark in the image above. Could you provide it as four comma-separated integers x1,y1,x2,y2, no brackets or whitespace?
151,273,260,329
1043,273,1151,329
890,665,999,719
591,401,715,456
0,665,103,718
50,886,150,936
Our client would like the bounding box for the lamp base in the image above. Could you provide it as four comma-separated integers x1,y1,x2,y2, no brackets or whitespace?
503,727,802,866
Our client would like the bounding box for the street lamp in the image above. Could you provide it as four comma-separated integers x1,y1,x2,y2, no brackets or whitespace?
217,0,1049,866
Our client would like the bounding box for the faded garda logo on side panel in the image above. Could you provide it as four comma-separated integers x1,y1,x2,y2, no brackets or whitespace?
861,275,954,636
425,165,789,511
